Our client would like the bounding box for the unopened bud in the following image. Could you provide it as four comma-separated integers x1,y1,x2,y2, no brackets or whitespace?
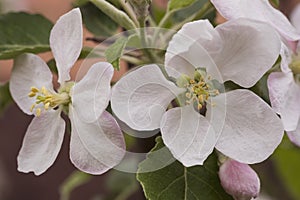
219,159,260,200
126,0,151,22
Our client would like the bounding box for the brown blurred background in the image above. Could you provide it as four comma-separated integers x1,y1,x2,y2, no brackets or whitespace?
0,0,300,199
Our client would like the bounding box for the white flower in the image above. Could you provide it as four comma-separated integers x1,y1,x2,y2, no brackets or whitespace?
210,0,300,42
111,19,284,166
267,4,300,147
210,0,300,74
9,8,125,175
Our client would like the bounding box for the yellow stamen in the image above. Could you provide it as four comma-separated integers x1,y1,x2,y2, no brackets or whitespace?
30,104,35,112
180,69,220,111
28,92,36,97
28,84,73,117
31,87,39,93
197,104,202,110
44,102,50,110
41,87,48,95
198,95,204,103
189,79,195,84
36,108,41,116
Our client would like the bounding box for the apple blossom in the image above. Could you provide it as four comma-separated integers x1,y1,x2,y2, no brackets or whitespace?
210,0,300,74
267,5,300,147
111,18,284,167
9,8,125,175
210,0,300,42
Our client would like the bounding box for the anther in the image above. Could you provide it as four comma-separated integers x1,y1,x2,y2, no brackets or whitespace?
44,102,50,110
30,104,35,112
28,92,36,97
36,108,41,116
198,95,204,103
190,79,196,84
197,104,203,110
41,87,48,95
31,87,39,93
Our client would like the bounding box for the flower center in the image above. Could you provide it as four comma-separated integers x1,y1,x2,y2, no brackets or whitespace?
177,69,219,110
290,53,300,75
28,82,74,116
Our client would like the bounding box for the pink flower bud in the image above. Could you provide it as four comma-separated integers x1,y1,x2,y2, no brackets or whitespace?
219,159,260,200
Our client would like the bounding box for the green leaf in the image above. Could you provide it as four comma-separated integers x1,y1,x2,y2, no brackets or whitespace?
0,12,53,59
272,140,300,200
158,0,210,30
171,0,209,24
80,3,119,37
0,83,12,115
59,170,92,200
105,36,130,70
137,137,233,200
73,0,90,7
167,0,197,12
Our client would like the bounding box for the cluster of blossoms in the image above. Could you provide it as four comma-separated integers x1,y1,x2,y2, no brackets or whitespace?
8,0,300,199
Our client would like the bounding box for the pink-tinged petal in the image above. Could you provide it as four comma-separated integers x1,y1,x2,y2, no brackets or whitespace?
111,65,184,131
219,159,260,200
71,62,113,123
287,119,300,147
268,72,300,131
165,19,222,78
69,108,125,175
9,53,53,115
267,72,293,114
50,8,83,83
211,0,300,41
214,89,284,164
17,110,65,175
213,18,281,88
161,106,216,167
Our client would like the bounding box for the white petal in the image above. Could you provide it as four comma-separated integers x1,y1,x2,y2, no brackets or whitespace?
267,72,293,114
290,4,300,51
161,106,216,167
50,8,83,83
9,53,53,115
71,62,113,123
213,18,281,88
211,0,300,41
17,110,65,175
69,108,125,175
268,72,300,131
287,119,300,147
214,89,284,164
280,43,292,73
165,19,222,78
111,65,184,131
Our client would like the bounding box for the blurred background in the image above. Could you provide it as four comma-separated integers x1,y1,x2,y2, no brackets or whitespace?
1,0,300,199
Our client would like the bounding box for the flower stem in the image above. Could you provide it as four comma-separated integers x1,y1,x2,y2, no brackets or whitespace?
118,0,139,27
